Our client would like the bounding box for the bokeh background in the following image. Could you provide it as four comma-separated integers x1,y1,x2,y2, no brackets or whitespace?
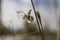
0,0,60,40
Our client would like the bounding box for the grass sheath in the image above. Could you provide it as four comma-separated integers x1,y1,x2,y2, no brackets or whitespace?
31,0,45,40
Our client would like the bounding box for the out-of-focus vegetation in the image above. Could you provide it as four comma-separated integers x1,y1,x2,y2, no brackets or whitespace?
0,22,8,35
0,20,38,35
15,21,38,34
0,21,13,35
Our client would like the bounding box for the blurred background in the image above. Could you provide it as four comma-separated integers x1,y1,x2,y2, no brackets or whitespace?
0,0,60,40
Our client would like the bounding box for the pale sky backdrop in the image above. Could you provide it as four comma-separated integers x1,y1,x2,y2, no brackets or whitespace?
1,0,60,31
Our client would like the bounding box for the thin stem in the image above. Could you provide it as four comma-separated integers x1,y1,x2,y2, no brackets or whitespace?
31,0,45,40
